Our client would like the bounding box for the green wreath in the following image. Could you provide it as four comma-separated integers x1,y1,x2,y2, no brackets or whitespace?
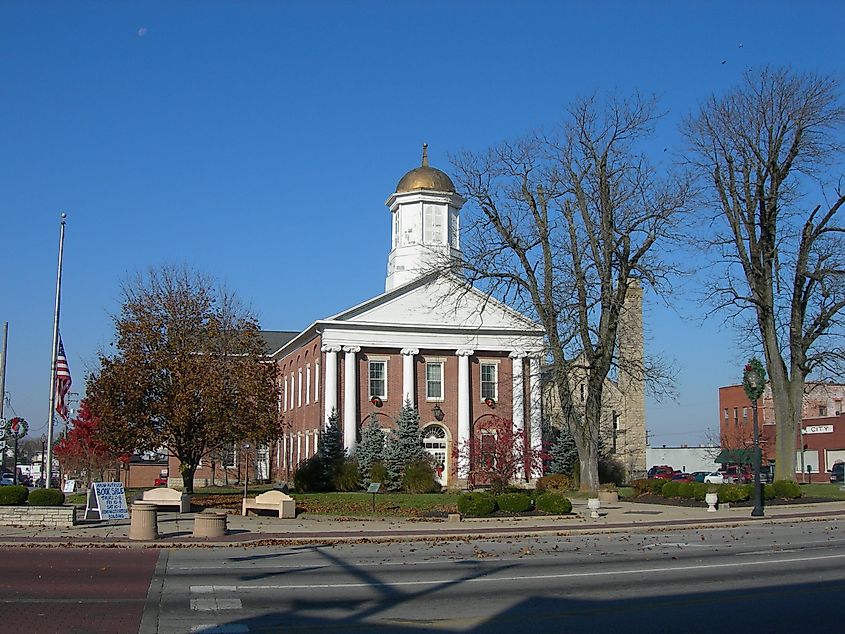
742,358,767,401
7,417,29,439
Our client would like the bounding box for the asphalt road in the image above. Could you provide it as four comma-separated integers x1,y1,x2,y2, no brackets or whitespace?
0,547,159,633
143,519,845,633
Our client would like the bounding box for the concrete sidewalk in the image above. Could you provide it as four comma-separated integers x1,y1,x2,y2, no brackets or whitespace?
3,498,845,547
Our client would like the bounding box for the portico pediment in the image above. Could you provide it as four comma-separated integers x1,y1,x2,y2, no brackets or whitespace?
325,274,542,334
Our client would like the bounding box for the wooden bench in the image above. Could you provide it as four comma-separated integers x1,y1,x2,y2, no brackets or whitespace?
242,490,295,518
139,487,191,513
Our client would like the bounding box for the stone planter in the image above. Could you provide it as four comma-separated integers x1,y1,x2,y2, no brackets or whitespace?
193,510,227,538
705,492,719,512
0,505,76,528
587,497,601,519
129,503,159,540
598,490,619,504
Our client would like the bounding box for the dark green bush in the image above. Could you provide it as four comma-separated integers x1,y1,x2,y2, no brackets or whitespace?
536,474,573,492
717,484,751,503
28,488,65,506
772,479,802,499
457,492,497,517
661,481,681,498
331,458,361,492
535,492,572,514
293,455,325,492
496,492,532,514
369,461,388,486
632,478,666,495
689,482,709,501
0,485,28,505
402,459,440,494
763,483,776,500
676,483,695,499
598,456,626,486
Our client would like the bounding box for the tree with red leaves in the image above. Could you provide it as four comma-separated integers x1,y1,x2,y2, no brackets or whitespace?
452,416,546,491
53,400,119,485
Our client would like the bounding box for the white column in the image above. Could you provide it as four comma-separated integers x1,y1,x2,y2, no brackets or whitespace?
343,346,361,452
529,356,543,478
510,351,525,435
401,348,419,408
321,345,341,428
456,349,474,476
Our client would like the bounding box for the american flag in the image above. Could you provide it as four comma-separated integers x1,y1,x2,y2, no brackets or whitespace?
55,336,72,419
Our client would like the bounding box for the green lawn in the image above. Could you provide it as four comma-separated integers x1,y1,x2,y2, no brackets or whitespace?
798,483,845,499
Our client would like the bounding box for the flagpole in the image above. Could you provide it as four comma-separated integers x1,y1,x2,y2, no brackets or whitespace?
45,213,66,489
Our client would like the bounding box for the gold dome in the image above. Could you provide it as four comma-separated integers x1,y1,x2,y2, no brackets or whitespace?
395,144,456,193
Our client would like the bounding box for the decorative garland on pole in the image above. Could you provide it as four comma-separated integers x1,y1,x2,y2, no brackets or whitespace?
7,417,28,439
742,358,766,401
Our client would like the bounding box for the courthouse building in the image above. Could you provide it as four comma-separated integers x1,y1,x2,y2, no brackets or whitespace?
269,149,546,486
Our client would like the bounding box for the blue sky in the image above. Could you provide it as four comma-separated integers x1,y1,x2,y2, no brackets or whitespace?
1,1,843,445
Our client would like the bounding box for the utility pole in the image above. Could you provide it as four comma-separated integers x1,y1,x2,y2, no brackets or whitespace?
45,213,67,488
0,322,7,475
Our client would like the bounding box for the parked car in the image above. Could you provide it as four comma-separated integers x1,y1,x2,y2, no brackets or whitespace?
703,472,725,484
154,477,168,486
671,472,695,483
830,462,845,483
691,471,710,483
720,466,752,484
648,465,674,479
0,474,14,486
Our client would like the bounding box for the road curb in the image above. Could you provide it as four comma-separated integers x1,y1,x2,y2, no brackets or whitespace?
1,508,844,548
138,549,168,634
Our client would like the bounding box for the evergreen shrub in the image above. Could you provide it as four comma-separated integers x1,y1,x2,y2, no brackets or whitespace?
535,492,572,514
661,481,681,498
457,492,497,517
368,462,388,486
763,483,776,500
384,400,426,490
357,413,386,487
0,485,28,505
28,488,65,506
331,458,361,492
293,455,325,493
772,479,801,499
717,484,751,503
536,474,573,492
496,492,532,513
401,459,440,494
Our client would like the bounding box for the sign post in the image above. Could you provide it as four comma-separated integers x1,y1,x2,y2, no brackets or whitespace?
367,482,382,513
84,482,129,520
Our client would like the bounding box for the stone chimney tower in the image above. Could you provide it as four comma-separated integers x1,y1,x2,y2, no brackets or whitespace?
616,278,647,478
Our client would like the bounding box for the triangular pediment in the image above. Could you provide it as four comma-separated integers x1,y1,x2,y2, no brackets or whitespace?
325,274,542,333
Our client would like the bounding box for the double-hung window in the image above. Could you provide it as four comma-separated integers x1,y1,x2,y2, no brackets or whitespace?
222,443,236,469
426,362,444,400
369,360,387,399
480,362,498,401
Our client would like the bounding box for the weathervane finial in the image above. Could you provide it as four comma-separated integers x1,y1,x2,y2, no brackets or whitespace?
421,143,429,167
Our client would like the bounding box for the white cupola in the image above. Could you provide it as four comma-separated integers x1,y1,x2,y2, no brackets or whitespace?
385,144,466,291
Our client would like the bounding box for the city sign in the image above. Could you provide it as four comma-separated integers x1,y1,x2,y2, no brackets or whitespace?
804,425,834,435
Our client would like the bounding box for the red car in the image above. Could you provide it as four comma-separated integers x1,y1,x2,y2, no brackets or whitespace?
671,472,695,483
648,465,674,480
154,477,168,486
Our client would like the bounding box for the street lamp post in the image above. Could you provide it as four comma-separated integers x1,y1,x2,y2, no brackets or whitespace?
743,359,766,517
242,443,251,502
40,433,47,486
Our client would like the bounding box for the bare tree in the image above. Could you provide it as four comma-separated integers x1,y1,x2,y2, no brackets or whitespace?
450,94,690,490
87,265,280,493
685,68,845,481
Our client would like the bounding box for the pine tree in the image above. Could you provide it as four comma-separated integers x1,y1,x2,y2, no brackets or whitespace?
384,399,426,490
357,413,385,486
548,424,578,476
318,408,345,488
